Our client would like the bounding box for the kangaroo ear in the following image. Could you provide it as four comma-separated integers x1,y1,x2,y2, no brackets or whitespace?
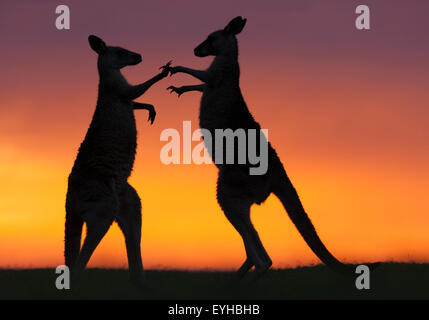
88,35,106,54
224,16,247,35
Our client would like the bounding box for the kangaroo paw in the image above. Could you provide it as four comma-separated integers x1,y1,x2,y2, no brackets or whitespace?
167,86,183,97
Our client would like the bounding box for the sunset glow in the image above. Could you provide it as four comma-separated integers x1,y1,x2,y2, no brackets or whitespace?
1,0,428,270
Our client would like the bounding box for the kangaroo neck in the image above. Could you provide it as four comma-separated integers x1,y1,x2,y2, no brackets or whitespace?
97,63,126,96
210,53,240,86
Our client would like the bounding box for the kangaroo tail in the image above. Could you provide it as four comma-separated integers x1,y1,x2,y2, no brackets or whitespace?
273,171,352,275
64,205,84,269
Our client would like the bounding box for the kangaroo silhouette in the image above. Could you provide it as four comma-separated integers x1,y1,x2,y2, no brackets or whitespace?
65,35,170,287
168,17,351,280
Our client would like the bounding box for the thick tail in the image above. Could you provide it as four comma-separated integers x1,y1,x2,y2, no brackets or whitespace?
273,172,353,275
64,205,84,269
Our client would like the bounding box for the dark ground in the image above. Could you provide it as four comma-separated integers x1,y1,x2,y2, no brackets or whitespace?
0,263,427,300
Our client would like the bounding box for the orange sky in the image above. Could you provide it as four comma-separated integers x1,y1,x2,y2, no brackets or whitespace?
0,1,428,269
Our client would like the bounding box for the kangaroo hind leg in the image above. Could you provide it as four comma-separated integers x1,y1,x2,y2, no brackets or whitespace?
71,179,118,286
217,188,272,281
116,183,144,287
64,206,84,269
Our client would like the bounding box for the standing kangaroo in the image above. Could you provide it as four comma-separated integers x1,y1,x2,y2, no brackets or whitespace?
168,17,351,280
65,35,169,286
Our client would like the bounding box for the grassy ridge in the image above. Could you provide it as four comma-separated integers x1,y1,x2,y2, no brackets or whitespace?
0,263,428,300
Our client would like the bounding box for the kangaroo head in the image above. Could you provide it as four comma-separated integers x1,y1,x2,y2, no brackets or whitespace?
194,16,247,57
88,35,142,70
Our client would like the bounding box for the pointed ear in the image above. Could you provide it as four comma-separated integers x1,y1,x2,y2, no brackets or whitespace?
88,35,106,54
224,16,247,35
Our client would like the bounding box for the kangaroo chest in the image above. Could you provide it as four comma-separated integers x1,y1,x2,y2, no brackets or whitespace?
74,102,137,180
200,86,236,131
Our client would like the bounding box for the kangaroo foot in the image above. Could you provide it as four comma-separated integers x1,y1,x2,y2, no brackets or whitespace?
129,273,157,294
240,264,271,285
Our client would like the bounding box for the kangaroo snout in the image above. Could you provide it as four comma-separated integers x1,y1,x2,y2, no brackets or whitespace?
194,46,202,57
194,44,207,57
131,53,142,65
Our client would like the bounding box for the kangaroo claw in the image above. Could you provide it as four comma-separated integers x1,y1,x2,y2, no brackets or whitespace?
147,109,156,125
167,86,182,97
159,60,172,70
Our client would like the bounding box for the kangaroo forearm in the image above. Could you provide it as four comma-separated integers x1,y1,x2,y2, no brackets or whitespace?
127,73,165,100
132,101,156,124
132,102,153,110
181,84,206,93
175,66,209,83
